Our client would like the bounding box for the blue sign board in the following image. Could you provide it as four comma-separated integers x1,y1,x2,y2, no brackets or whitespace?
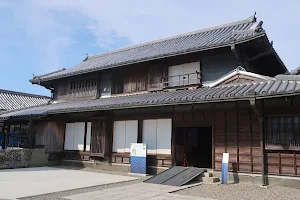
130,143,147,175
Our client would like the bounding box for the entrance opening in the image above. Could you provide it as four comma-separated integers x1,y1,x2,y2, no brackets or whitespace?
175,127,212,168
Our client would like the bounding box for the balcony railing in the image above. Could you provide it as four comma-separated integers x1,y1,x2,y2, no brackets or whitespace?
162,71,201,88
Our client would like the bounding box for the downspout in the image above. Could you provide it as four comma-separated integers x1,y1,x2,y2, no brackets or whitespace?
249,96,267,186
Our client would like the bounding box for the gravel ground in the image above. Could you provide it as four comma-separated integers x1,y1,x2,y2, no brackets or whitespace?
174,183,300,200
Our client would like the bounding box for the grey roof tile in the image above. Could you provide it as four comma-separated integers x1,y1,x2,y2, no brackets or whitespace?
2,79,300,120
0,89,50,111
31,15,264,82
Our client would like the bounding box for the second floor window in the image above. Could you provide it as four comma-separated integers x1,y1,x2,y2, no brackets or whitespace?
164,61,201,87
70,79,97,90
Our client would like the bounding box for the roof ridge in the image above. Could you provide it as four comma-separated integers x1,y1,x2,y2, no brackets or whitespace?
0,89,51,99
86,15,256,61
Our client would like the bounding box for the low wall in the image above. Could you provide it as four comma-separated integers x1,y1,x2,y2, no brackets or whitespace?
0,148,33,169
0,148,49,169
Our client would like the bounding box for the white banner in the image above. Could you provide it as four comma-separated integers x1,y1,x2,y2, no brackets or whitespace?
222,153,229,164
130,143,147,157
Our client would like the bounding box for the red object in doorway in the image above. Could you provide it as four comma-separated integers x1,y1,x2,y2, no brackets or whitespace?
183,153,188,167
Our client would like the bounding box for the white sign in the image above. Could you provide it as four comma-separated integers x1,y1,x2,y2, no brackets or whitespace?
222,153,229,164
0,146,2,150
130,143,147,157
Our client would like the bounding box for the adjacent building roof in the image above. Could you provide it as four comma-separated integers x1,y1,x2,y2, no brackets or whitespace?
31,14,268,83
0,89,50,111
2,79,300,120
206,66,274,87
291,67,300,75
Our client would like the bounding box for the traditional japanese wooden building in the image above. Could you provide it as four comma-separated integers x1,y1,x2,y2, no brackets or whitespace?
0,89,50,148
1,14,300,184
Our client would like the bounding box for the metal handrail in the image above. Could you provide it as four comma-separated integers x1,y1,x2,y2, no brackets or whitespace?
162,71,201,87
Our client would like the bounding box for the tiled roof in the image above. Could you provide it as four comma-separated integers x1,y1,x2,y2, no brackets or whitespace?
31,15,266,82
0,89,50,111
291,67,300,75
1,79,300,120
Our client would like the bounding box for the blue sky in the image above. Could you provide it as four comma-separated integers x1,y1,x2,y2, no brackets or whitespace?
0,0,299,96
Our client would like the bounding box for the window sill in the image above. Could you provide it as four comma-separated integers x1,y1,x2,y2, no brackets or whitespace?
266,145,300,151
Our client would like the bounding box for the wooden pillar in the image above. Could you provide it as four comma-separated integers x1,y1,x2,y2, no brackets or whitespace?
83,122,87,152
105,118,113,163
5,124,10,148
250,98,267,186
137,120,143,143
28,119,33,149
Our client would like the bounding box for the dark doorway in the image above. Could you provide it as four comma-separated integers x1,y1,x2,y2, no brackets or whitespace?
175,127,212,168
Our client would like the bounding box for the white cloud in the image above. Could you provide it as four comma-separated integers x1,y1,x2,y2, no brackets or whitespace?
3,0,299,73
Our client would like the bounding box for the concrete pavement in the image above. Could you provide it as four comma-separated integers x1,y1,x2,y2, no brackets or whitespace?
0,167,138,199
65,183,215,200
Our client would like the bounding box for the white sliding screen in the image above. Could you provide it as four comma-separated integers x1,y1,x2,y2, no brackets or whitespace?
73,122,85,150
142,119,172,155
168,62,200,86
113,120,138,153
125,120,138,152
113,121,126,153
85,122,92,151
156,119,172,154
64,123,74,150
142,119,157,154
64,122,90,151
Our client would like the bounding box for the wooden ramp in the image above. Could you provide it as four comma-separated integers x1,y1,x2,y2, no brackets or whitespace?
144,166,206,186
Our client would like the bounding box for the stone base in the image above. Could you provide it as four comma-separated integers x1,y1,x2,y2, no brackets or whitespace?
128,172,148,177
212,171,300,188
60,160,168,175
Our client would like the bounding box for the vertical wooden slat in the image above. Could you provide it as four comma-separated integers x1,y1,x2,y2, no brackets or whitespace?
250,110,253,172
279,152,282,174
171,120,176,166
137,120,143,143
224,112,227,153
5,124,10,149
294,152,297,176
212,111,215,170
84,122,87,152
236,110,239,172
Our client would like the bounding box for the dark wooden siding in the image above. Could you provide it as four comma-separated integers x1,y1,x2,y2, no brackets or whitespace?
91,119,108,156
55,78,97,102
214,109,262,173
34,121,65,153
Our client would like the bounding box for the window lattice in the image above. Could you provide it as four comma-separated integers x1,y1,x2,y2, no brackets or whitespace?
266,116,300,146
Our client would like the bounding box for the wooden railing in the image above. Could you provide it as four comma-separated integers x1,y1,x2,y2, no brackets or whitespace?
162,71,201,88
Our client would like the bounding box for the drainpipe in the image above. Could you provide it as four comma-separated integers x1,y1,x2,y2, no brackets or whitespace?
250,97,267,186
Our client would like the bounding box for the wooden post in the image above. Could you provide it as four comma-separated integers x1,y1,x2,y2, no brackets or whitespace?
5,124,10,149
250,97,267,186
28,119,33,149
84,122,87,152
137,120,143,143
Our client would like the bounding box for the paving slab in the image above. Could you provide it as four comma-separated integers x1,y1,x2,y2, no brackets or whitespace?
65,183,215,200
0,167,138,199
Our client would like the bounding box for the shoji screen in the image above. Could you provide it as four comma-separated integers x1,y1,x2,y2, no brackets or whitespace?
142,119,172,155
